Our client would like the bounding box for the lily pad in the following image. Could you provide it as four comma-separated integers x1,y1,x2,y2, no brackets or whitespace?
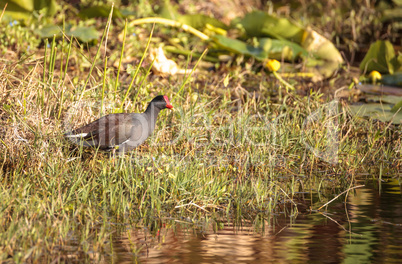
348,103,402,124
382,73,402,86
365,94,402,105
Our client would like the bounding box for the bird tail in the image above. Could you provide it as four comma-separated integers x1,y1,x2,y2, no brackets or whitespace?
64,131,96,148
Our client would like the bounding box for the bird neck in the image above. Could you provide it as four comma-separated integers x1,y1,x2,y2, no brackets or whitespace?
144,104,162,131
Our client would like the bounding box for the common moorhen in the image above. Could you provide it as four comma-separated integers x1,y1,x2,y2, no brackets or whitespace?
65,95,173,153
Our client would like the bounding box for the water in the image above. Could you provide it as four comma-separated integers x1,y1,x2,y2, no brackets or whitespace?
73,177,402,263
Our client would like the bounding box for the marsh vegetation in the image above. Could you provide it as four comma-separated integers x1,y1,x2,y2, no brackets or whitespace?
0,0,401,262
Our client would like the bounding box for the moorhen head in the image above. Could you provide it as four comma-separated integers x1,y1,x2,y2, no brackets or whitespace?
65,95,173,153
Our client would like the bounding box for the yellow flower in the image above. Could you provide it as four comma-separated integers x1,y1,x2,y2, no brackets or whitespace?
369,71,382,83
265,59,281,72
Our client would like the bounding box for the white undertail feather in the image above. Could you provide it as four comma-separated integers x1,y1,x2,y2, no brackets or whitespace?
65,132,94,147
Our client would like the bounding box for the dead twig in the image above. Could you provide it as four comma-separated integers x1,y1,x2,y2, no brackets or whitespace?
317,185,365,211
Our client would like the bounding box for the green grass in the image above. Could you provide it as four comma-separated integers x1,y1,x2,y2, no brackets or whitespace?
0,2,401,263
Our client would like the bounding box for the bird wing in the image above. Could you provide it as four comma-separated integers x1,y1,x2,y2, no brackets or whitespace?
65,114,131,149
65,113,150,151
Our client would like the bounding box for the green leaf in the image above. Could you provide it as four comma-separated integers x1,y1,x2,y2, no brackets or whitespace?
391,100,402,113
120,9,136,17
390,52,402,72
155,1,180,20
259,38,308,61
69,26,99,43
36,24,99,42
212,35,339,79
3,0,34,12
156,1,228,31
33,0,57,15
212,36,308,62
178,14,228,30
360,40,397,74
78,5,124,19
1,0,58,20
212,35,267,60
238,11,304,42
237,11,343,65
301,30,343,63
36,24,60,38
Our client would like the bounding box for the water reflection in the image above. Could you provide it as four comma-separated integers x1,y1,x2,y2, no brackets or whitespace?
101,177,402,263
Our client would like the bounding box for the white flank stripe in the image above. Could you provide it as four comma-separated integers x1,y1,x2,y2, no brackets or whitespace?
120,139,130,145
66,133,88,138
